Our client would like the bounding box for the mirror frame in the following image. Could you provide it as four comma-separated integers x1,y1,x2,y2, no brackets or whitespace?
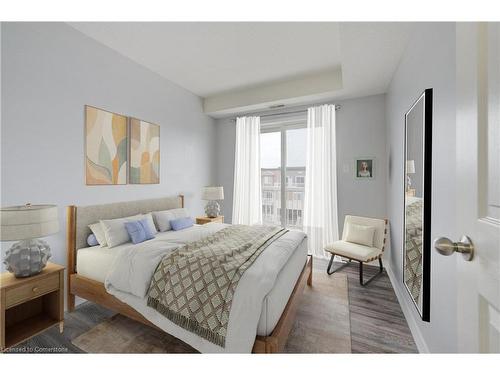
403,88,433,322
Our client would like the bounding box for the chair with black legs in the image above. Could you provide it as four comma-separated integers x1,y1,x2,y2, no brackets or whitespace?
324,215,388,286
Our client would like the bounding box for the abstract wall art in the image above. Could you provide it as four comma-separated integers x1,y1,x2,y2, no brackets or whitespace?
129,118,160,184
85,105,128,185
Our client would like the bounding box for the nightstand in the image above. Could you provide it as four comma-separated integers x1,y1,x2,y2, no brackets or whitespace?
196,216,224,225
0,262,65,351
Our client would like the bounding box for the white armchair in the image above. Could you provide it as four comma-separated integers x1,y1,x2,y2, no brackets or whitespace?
325,215,388,286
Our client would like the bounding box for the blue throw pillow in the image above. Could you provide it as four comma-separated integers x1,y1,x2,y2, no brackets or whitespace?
87,233,99,247
170,217,194,231
125,218,156,244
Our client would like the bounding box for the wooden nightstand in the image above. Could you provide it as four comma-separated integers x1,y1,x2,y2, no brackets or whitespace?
196,216,224,225
0,262,65,351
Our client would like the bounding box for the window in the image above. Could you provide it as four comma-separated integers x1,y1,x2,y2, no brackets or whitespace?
262,204,274,217
260,125,306,229
263,175,274,186
260,132,281,226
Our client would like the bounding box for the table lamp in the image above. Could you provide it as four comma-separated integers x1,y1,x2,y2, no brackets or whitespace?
1,204,59,277
202,186,224,218
406,160,415,190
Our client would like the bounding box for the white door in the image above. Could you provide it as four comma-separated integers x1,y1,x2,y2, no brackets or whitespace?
456,22,500,353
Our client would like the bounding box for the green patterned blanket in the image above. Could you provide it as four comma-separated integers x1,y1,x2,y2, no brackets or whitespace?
147,225,288,347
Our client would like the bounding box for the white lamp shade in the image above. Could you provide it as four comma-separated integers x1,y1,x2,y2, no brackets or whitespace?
202,186,224,201
406,160,416,174
0,204,59,241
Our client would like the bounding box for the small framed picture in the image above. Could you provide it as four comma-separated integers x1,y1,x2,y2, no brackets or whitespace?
355,158,374,179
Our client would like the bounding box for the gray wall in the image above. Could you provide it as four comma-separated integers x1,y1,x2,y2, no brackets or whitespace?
1,23,216,270
215,94,387,238
385,23,457,352
336,95,387,234
406,100,424,197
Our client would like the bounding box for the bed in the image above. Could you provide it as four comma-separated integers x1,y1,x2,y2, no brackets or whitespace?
66,195,312,353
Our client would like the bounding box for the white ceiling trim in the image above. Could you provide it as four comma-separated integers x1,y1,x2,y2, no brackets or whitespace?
203,67,342,116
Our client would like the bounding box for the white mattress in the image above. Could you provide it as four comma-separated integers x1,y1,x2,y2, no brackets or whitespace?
76,225,307,336
76,225,208,283
257,236,307,335
77,246,118,283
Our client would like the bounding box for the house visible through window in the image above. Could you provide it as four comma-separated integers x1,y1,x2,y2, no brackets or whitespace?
263,175,274,186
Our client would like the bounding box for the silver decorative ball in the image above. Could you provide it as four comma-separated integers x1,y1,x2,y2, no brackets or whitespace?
205,200,221,218
4,239,51,278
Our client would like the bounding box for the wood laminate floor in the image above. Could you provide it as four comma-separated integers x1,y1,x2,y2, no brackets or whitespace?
8,259,417,354
316,258,418,353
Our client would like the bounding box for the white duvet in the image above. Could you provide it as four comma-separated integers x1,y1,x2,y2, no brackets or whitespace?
104,223,306,353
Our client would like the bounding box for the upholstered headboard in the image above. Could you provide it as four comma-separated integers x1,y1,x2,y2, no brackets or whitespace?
66,195,184,274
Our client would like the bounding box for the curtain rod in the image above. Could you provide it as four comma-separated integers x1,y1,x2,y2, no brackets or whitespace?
231,105,341,122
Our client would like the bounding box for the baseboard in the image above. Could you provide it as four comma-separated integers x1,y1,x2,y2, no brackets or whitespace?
384,261,430,353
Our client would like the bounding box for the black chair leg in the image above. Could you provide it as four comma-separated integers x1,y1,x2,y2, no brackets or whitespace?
326,254,351,275
359,257,385,286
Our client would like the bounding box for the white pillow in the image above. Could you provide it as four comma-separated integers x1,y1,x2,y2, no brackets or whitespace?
345,223,376,247
142,213,158,235
88,222,107,248
100,214,144,248
153,208,189,232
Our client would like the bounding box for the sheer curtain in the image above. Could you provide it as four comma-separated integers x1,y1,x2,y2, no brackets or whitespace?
303,104,339,258
232,116,262,225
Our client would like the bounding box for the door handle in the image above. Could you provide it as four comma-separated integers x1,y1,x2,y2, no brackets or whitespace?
433,235,474,261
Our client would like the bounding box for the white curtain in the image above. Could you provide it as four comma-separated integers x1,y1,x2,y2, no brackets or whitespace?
232,116,262,225
303,104,339,258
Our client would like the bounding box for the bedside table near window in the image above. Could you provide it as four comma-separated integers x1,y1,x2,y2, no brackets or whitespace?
196,216,224,225
0,262,65,351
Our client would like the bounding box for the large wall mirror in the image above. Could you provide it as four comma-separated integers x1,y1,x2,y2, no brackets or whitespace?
403,88,432,322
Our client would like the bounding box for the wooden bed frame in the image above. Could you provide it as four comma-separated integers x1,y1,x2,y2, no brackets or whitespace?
66,195,313,353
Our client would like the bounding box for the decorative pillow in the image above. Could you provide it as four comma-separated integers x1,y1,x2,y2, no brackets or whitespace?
88,222,107,247
142,213,158,235
125,218,156,244
87,233,99,247
170,217,194,231
345,223,376,247
152,208,190,232
100,214,144,248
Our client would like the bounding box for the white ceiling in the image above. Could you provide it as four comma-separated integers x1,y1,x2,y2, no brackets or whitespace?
69,22,342,97
69,22,415,115
337,22,414,98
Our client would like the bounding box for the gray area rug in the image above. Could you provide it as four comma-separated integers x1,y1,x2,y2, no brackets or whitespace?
72,272,350,353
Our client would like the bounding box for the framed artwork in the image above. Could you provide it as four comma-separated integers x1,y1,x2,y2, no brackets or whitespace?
85,105,128,185
129,118,160,184
355,158,374,179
